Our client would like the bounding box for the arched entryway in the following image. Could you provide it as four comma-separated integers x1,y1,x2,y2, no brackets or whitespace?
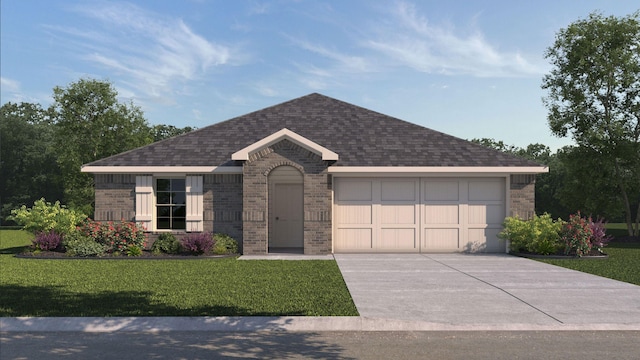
268,166,304,253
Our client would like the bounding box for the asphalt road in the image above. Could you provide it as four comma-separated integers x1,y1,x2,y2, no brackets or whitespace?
2,331,639,359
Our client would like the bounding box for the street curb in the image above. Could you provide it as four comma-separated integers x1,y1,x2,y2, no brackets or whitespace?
2,317,640,332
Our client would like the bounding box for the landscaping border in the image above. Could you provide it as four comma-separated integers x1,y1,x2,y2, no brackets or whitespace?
14,253,238,260
511,251,608,260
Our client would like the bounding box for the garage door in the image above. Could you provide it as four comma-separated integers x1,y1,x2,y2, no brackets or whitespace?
334,178,505,253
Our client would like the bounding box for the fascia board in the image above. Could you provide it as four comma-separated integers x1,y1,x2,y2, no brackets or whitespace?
231,128,339,161
328,166,549,175
81,166,243,174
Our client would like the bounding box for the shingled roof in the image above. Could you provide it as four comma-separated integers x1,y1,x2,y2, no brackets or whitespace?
84,93,541,168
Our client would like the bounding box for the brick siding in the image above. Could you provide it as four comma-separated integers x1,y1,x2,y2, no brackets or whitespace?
242,139,332,255
510,174,536,220
94,174,137,222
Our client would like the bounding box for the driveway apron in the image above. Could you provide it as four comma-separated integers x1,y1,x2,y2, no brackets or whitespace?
334,253,640,326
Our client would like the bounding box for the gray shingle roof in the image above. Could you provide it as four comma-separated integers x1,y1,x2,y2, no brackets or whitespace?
85,93,541,168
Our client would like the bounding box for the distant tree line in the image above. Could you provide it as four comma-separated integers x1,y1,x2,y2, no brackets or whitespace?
0,79,194,223
470,138,638,227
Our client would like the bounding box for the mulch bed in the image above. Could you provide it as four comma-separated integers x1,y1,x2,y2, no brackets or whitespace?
15,250,237,260
511,248,608,260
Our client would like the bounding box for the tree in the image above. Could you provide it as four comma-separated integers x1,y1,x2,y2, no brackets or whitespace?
151,124,195,142
0,102,64,224
471,138,570,218
51,79,153,215
542,12,640,236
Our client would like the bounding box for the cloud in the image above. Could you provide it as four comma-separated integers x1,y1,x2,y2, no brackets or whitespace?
290,38,374,74
1,77,20,93
55,2,232,103
365,1,545,77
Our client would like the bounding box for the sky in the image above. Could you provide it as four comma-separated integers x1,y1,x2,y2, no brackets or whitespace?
1,1,638,151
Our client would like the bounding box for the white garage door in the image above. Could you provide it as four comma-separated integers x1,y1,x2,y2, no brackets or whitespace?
334,178,505,253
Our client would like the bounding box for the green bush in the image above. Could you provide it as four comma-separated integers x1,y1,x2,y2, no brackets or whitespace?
213,233,238,255
126,244,143,257
499,213,563,255
151,233,180,254
63,232,106,257
9,198,86,235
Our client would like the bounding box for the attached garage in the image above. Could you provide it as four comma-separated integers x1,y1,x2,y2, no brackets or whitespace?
334,177,506,253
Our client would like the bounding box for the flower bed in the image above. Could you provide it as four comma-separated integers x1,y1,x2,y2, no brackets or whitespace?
499,212,613,257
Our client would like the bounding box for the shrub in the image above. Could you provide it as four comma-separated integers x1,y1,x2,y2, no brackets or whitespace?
590,217,613,250
561,212,594,257
63,232,106,257
78,220,147,253
151,233,180,254
499,214,563,255
33,231,63,251
213,233,238,255
9,198,86,235
126,245,143,257
180,232,213,255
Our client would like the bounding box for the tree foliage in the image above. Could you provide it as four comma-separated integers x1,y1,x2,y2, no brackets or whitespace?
51,79,153,215
0,102,64,224
542,12,640,236
152,124,195,142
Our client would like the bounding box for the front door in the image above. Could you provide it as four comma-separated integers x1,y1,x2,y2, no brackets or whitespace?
270,183,304,250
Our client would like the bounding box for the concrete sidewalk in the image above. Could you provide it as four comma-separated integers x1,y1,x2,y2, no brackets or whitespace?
2,253,639,332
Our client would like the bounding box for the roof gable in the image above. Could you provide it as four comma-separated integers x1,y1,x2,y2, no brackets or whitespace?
83,93,544,170
231,128,339,161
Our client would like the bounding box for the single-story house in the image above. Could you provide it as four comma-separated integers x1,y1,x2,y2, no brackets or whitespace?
82,93,547,255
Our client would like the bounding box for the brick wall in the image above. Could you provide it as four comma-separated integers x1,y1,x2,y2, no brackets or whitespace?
206,174,243,249
242,139,332,255
510,174,536,220
94,173,244,250
94,174,137,222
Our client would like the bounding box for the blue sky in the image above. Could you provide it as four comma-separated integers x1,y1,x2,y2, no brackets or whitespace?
2,1,638,150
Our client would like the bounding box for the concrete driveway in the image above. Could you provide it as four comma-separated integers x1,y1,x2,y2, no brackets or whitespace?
334,253,640,328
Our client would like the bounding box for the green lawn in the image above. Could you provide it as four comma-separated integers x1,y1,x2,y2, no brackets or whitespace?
0,230,358,317
536,223,640,286
605,222,635,238
537,242,640,286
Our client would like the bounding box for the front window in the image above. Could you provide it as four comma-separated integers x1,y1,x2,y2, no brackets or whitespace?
156,178,186,230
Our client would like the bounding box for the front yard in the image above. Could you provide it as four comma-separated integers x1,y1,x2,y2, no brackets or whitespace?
0,230,358,317
536,241,640,286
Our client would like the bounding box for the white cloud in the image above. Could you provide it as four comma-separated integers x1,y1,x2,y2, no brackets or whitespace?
54,2,232,103
365,1,546,77
1,77,20,92
288,37,375,74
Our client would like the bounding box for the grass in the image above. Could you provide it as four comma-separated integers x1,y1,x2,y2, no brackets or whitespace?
0,230,358,317
536,241,640,286
605,222,637,238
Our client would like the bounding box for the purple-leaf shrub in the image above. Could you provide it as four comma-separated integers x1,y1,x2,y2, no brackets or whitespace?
180,232,213,255
590,217,613,249
33,231,62,251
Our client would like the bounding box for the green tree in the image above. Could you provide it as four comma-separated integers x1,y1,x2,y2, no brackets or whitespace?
542,12,640,236
0,102,64,224
51,79,153,215
555,146,627,221
472,138,570,218
151,124,195,142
